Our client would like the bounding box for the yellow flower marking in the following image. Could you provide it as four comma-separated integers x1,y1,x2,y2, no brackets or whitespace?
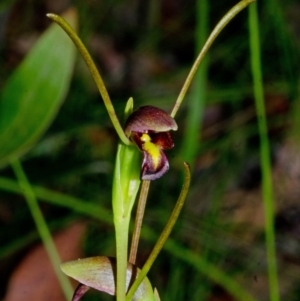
140,133,161,169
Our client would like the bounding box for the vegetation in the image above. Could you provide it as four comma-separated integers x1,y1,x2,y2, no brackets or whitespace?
0,0,299,300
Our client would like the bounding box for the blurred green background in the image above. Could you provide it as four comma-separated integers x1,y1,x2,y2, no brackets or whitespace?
0,0,300,300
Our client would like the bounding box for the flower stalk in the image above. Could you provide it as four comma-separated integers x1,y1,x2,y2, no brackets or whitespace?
129,180,151,265
126,162,191,301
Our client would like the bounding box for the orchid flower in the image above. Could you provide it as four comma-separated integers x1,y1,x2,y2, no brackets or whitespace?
125,106,178,180
46,1,255,301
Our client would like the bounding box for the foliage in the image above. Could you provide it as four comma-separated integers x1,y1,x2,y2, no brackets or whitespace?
1,0,299,300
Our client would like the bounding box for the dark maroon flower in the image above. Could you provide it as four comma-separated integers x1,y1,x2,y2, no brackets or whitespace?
125,106,177,180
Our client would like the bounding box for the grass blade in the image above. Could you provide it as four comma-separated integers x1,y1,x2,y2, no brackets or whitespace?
248,3,280,301
10,159,73,300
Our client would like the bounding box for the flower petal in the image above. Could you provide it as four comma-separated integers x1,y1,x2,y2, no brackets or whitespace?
141,134,169,180
72,284,90,301
150,132,174,150
125,106,178,137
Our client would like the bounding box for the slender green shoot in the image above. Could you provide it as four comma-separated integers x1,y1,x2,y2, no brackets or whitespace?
46,13,130,145
10,159,73,300
248,3,279,301
126,162,191,301
129,180,151,264
113,142,140,301
114,216,130,301
170,0,255,119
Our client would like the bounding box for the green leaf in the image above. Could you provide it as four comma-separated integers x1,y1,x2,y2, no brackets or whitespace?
61,256,156,301
112,141,140,301
154,288,161,301
113,143,140,219
0,8,77,168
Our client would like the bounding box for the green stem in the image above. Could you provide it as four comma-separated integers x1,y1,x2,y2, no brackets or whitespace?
10,159,73,300
170,0,255,118
46,13,130,145
248,3,279,301
126,163,191,301
115,219,130,301
129,180,151,264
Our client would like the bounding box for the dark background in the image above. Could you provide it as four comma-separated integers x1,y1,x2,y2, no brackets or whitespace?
0,0,300,300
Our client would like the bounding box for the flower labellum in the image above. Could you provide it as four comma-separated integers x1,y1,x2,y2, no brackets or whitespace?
125,106,178,180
